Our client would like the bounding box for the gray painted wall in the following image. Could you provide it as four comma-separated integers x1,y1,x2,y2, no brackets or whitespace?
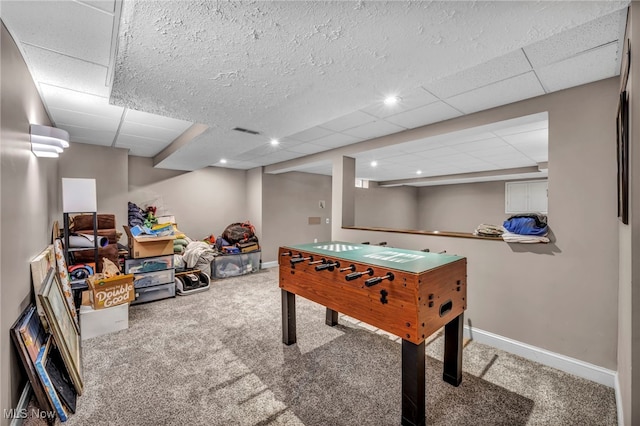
333,77,620,372
417,181,509,232
128,156,247,242
58,143,129,238
0,23,59,424
355,184,419,230
262,172,332,262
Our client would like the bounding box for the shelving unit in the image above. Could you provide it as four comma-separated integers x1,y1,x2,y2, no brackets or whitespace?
63,212,99,268
63,212,98,307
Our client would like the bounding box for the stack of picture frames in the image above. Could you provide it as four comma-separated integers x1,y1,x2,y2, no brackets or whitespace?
11,244,83,422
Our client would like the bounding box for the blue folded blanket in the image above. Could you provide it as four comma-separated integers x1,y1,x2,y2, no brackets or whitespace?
503,215,548,236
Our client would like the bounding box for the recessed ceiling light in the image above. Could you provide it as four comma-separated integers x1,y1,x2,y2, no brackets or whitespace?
371,161,378,167
270,138,279,146
416,170,422,175
384,96,400,106
220,159,227,164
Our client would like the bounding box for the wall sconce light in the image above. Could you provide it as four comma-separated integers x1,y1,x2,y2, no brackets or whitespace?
30,124,69,158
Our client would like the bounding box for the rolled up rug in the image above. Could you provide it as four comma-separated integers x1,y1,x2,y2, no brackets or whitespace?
68,233,109,248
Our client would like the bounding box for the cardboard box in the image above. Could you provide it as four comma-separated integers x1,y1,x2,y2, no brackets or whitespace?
123,225,175,259
80,303,129,340
87,274,135,309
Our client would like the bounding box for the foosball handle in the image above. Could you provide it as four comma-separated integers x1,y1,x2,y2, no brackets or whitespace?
315,261,340,271
365,272,395,287
291,255,312,265
345,268,373,281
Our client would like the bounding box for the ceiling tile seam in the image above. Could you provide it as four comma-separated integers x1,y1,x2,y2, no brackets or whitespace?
379,97,457,122
105,0,123,87
498,141,540,163
111,108,128,148
21,41,110,69
316,110,378,132
39,82,110,100
73,0,116,16
442,69,536,101
47,104,120,120
530,39,620,71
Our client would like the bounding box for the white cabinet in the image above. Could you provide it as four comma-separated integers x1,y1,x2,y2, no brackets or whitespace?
505,180,548,214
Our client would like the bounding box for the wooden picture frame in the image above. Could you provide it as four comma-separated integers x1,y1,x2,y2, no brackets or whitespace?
617,90,629,225
10,305,53,416
30,245,55,332
39,270,83,395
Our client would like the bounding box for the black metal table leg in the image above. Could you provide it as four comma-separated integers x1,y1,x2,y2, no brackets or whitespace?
325,308,338,326
443,313,463,386
401,340,426,426
282,289,297,345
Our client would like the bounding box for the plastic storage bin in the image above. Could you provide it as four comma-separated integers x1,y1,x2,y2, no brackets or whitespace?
131,282,175,305
213,251,261,278
133,269,175,288
124,255,174,274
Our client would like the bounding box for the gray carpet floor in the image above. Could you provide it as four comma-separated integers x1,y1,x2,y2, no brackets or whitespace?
58,268,616,425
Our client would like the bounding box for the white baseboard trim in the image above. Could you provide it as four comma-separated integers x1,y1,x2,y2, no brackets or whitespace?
261,261,278,269
615,372,624,426
464,325,616,388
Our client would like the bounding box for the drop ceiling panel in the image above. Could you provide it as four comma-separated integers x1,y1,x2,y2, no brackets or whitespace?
310,133,363,149
536,43,619,93
115,133,169,149
453,137,509,153
22,45,109,97
320,111,376,132
436,131,499,147
39,84,124,119
342,120,407,140
360,87,439,118
384,101,463,129
501,129,548,146
49,107,121,132
58,124,116,146
418,147,461,159
289,127,335,142
124,109,192,132
282,143,327,155
493,120,548,136
258,150,304,164
424,49,533,99
1,0,114,66
220,161,263,170
79,0,116,14
234,144,285,161
119,121,187,142
445,72,545,114
523,9,625,68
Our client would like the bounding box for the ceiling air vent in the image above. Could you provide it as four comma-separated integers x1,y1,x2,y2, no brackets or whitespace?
232,127,260,135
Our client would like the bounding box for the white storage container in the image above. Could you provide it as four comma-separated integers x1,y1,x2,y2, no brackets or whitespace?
80,303,129,340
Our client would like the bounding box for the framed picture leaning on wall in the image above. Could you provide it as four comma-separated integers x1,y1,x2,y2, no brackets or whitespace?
38,269,83,395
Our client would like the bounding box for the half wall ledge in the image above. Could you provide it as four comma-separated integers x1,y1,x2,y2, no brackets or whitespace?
342,225,548,243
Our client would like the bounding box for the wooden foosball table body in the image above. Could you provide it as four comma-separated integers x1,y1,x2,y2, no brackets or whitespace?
278,242,467,426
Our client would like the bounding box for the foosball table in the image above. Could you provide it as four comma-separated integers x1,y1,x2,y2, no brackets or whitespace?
279,241,467,426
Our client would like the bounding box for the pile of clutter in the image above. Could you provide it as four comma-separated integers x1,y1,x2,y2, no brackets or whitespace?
474,213,549,243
